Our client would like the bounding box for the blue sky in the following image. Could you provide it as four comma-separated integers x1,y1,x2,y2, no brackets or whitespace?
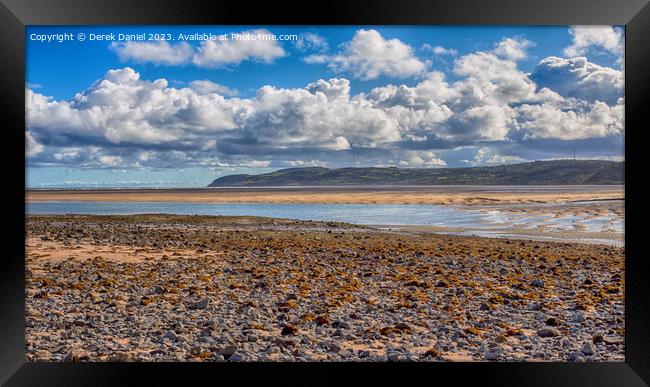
26,25,624,188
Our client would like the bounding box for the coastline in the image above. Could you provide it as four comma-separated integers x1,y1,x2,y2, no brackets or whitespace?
26,214,624,362
26,186,625,206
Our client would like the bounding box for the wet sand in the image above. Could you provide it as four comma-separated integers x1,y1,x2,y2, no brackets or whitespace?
26,186,624,205
26,214,624,362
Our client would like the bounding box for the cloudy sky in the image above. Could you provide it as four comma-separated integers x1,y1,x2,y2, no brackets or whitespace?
26,26,624,188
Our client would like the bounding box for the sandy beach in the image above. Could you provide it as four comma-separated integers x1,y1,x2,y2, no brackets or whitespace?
26,186,624,205
26,214,624,362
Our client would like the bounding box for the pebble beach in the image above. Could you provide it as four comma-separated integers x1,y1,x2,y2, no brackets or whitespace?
25,214,624,362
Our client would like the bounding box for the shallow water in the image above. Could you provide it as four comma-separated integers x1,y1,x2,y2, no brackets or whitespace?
27,201,623,234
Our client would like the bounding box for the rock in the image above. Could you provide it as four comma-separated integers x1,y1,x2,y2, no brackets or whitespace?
64,351,80,362
394,322,411,331
387,352,400,362
530,279,545,288
358,350,370,358
190,299,208,310
545,317,560,326
109,352,136,362
485,351,500,361
332,320,349,329
537,328,559,338
281,324,298,336
568,352,585,362
528,302,542,311
314,315,330,325
153,285,165,295
572,312,585,322
581,342,596,356
603,336,622,345
163,330,178,341
592,334,604,344
479,303,491,311
228,352,244,362
219,345,238,358
495,335,507,344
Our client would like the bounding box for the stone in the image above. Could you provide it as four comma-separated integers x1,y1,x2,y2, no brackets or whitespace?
281,325,298,336
387,352,400,362
163,330,178,341
109,352,136,362
395,322,411,331
190,299,209,310
63,351,80,362
581,342,596,356
219,345,238,358
572,312,585,322
545,317,560,326
530,279,545,288
537,328,559,338
603,336,622,345
528,302,542,311
568,352,585,362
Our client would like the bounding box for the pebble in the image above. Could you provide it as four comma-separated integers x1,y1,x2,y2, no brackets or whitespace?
537,328,559,338
25,214,626,362
581,342,596,356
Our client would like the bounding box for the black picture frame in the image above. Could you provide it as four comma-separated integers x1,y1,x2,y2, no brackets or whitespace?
2,0,649,385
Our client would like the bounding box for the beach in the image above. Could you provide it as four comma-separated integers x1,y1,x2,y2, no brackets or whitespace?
26,185,624,205
25,214,624,362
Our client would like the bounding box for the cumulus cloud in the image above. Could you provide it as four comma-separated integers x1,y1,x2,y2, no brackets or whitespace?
396,150,447,167
189,80,239,97
110,40,194,65
109,29,286,68
295,32,329,52
564,26,624,57
26,131,44,157
27,33,625,170
516,99,624,140
422,44,457,56
304,29,427,80
192,29,286,67
468,147,527,166
530,56,623,105
492,37,534,61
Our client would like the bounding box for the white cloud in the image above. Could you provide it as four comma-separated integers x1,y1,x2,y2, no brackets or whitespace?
492,37,534,61
516,99,624,140
26,131,44,157
27,32,626,170
453,50,537,106
192,29,285,67
564,26,624,57
304,29,427,80
396,150,447,167
189,80,239,97
530,56,623,105
110,40,193,65
422,44,457,56
295,32,329,52
470,147,526,166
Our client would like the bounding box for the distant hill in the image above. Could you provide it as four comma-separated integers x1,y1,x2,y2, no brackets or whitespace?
208,160,624,187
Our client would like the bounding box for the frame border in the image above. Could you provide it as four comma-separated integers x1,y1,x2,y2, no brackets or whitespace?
2,0,649,385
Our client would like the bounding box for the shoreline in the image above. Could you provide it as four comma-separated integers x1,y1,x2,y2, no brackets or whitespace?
26,186,625,206
26,214,624,362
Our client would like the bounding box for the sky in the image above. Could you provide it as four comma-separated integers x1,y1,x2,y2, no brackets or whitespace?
26,25,624,188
